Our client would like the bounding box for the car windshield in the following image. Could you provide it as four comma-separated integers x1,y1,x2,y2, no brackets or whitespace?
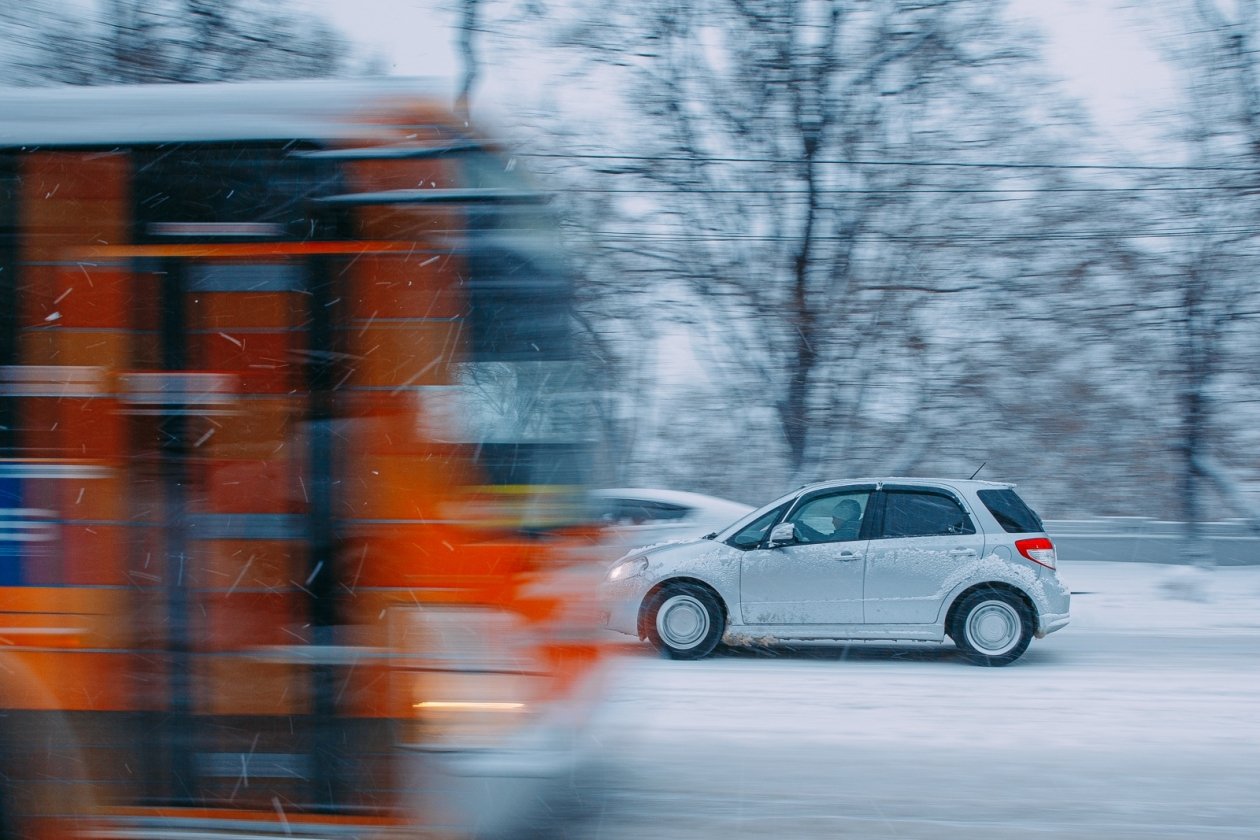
715,490,797,543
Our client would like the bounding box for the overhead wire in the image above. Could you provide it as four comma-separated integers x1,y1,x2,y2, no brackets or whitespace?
519,151,1260,173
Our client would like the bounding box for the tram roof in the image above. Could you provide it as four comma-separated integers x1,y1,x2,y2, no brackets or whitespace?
0,77,456,148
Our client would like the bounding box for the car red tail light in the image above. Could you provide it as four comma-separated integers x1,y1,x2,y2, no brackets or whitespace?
1015,537,1056,569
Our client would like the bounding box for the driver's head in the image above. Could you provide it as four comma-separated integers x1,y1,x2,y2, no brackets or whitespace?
832,499,862,527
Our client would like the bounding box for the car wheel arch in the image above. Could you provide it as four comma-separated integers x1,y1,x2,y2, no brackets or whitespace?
944,581,1038,634
637,577,729,641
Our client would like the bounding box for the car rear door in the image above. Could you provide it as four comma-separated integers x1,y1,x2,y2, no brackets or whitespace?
863,485,986,624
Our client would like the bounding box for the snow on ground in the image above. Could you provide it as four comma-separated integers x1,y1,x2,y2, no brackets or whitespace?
589,559,1260,759
554,561,1260,838
1059,559,1260,633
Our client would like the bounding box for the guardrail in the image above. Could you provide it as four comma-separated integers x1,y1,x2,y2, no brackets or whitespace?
1045,518,1260,566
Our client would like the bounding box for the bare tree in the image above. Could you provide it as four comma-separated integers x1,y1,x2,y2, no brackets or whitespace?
527,0,1143,499
456,0,482,118
0,0,349,85
1136,0,1260,549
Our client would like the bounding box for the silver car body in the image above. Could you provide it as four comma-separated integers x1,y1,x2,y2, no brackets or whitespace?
602,478,1070,646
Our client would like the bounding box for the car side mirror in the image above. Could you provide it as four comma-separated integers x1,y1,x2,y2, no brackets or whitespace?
767,522,797,547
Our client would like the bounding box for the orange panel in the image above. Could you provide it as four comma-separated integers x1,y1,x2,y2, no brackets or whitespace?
346,158,453,192
19,330,130,368
194,658,309,716
23,199,130,257
345,254,467,320
60,525,128,586
0,651,137,710
56,398,127,463
56,473,126,522
13,399,60,458
343,323,462,388
46,266,133,330
199,591,306,652
197,397,300,452
192,331,303,393
18,265,61,328
352,205,460,243
0,589,133,649
202,457,301,514
199,540,306,591
338,453,458,522
334,523,515,589
194,290,308,330
21,152,129,202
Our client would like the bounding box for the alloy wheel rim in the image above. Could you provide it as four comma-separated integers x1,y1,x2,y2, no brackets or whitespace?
965,600,1021,655
657,594,710,649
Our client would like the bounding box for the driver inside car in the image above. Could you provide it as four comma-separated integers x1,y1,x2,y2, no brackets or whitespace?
795,498,863,543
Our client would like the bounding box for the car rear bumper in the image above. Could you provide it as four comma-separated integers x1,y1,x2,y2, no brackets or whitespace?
1037,611,1070,637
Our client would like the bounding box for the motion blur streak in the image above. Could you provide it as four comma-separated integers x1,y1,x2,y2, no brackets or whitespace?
0,79,608,839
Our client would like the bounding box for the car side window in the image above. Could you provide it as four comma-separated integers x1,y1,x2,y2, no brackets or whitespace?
728,503,789,549
787,491,869,544
881,491,975,538
610,499,689,525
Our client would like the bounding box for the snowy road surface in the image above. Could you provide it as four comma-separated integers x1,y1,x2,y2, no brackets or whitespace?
535,561,1260,838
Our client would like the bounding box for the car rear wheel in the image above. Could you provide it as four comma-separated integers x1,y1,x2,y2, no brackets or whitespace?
645,583,724,660
949,588,1033,667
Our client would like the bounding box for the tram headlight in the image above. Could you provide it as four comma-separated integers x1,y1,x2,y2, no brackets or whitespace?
396,605,542,749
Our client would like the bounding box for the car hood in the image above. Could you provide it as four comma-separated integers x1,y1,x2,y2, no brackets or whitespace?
630,536,731,570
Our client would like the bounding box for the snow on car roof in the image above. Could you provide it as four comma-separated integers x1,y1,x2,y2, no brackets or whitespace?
797,476,1016,491
593,488,754,513
0,78,451,147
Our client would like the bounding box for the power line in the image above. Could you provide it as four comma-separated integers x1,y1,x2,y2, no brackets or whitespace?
590,227,1260,243
556,185,1259,195
521,151,1260,173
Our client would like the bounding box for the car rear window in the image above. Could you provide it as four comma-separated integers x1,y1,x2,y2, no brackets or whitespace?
977,488,1044,534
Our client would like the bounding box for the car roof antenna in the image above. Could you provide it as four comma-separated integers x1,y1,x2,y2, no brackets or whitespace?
969,461,987,480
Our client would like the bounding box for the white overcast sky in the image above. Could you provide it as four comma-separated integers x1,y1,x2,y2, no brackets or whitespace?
300,0,1174,154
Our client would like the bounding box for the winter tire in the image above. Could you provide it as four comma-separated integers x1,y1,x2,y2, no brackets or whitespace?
645,583,724,660
949,588,1034,667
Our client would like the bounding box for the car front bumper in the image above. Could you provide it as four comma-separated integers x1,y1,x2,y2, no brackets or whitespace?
599,577,649,637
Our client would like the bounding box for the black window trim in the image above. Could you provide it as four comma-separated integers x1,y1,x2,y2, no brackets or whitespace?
724,500,792,551
781,484,879,543
872,485,977,541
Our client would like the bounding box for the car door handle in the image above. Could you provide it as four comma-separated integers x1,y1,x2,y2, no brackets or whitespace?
838,551,863,561
948,549,977,557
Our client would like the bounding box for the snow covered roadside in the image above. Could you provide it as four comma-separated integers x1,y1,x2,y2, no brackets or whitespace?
1060,559,1260,635
590,561,1260,756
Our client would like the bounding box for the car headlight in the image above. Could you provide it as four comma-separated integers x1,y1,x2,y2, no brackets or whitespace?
607,556,648,582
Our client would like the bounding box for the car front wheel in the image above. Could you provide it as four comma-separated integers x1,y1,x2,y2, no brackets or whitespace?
645,583,724,660
949,588,1034,667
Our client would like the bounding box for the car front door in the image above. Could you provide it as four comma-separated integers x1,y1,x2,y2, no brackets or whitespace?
738,487,873,625
863,486,986,624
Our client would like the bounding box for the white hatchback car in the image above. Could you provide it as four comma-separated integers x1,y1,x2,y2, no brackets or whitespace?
601,478,1070,666
592,488,754,562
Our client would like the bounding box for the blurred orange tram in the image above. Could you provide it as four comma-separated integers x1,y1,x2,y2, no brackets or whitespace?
0,79,605,839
